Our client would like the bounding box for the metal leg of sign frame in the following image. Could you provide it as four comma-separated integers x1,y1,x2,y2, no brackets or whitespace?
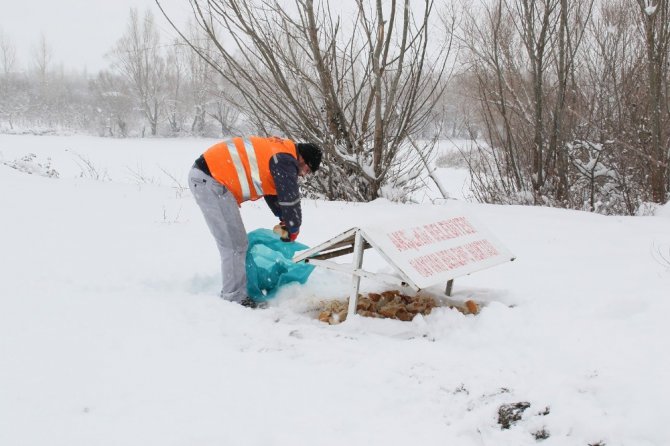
295,227,414,321
347,230,365,318
445,279,454,296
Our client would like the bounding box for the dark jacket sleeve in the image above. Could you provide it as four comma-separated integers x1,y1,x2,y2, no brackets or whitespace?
263,195,282,219
267,153,302,234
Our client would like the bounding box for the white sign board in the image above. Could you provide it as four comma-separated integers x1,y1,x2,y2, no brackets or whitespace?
359,212,514,290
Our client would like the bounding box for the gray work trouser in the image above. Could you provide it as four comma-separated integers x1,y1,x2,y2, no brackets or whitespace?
188,167,248,302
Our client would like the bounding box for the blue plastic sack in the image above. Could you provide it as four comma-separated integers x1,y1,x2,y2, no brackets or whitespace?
246,228,315,301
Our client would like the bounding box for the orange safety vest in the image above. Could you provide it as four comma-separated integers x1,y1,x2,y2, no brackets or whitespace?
202,136,297,204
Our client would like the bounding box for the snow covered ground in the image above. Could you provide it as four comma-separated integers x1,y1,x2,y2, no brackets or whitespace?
1,134,669,446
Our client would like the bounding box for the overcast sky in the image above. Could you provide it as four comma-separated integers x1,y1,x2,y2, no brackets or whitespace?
1,1,425,75
0,0,189,73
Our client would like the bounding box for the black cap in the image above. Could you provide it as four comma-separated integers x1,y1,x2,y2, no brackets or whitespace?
296,143,323,172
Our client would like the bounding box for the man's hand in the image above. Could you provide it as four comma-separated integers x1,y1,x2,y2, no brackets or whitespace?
273,223,288,238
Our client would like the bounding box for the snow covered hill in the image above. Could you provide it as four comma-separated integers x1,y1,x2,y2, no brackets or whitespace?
1,134,669,446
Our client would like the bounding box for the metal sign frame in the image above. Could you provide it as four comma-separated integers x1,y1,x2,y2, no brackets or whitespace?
293,214,515,319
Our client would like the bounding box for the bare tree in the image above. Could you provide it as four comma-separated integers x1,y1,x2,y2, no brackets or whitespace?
32,33,52,83
112,9,167,136
155,0,454,201
208,90,242,136
91,70,137,137
0,29,18,129
184,23,212,135
0,28,17,75
165,38,188,134
573,0,670,212
459,0,594,205
636,0,670,204
572,0,646,214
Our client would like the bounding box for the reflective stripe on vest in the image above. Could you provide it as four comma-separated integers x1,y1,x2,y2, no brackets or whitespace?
226,139,251,201
243,138,264,197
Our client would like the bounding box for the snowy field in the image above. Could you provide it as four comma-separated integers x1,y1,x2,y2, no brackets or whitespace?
1,134,669,446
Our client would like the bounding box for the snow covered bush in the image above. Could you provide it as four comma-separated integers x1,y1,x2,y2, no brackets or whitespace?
566,140,637,215
2,153,59,178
